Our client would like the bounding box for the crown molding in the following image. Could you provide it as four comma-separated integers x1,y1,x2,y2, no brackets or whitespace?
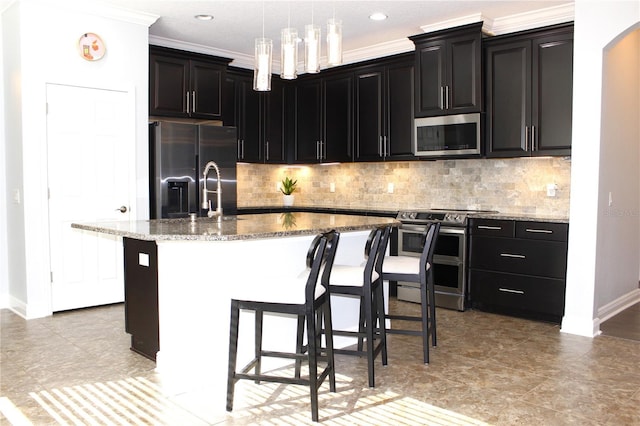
418,3,574,36
420,14,495,34
487,3,574,35
149,35,253,68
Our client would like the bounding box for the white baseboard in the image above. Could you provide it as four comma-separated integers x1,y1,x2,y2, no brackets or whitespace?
560,314,601,337
597,288,640,322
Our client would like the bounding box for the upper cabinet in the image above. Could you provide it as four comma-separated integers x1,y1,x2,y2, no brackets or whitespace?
293,73,353,163
226,68,287,163
409,23,482,117
149,46,231,119
354,54,415,161
484,24,574,157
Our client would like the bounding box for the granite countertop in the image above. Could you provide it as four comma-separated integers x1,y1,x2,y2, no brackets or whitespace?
238,206,570,224
468,212,570,224
71,212,399,242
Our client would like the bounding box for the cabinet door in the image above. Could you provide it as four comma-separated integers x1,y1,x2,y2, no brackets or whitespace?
190,60,222,119
415,40,446,117
355,70,384,161
324,74,353,162
264,79,286,163
238,78,261,162
485,40,531,157
532,33,573,156
150,54,189,117
447,33,481,113
295,80,323,163
386,62,415,158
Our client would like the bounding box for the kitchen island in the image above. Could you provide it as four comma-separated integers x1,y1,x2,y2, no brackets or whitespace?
72,212,398,413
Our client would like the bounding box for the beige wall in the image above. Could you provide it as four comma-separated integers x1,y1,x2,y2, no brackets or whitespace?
238,157,571,218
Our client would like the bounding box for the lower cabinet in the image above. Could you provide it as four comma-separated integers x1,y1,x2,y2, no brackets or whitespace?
124,238,159,360
468,218,568,322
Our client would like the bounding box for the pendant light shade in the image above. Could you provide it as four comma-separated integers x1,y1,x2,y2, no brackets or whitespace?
304,24,321,74
254,37,272,91
280,28,298,79
327,18,342,66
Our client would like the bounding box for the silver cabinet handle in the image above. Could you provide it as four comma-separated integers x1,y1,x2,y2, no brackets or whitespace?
237,140,242,159
525,228,553,234
532,125,536,151
499,288,525,295
500,253,526,259
192,90,196,113
445,85,450,110
116,206,127,213
265,141,269,161
384,136,388,157
316,141,320,160
379,136,383,157
186,92,190,114
440,86,445,110
525,126,529,151
478,225,502,230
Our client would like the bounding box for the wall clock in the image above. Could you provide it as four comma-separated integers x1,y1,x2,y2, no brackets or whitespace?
78,33,106,61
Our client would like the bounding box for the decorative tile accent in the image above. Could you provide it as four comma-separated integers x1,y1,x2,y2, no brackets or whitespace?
238,157,571,217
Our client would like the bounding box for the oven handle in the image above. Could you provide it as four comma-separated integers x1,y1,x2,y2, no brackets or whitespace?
400,224,465,235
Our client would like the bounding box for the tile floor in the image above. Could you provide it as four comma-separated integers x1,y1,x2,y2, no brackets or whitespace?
1,300,639,425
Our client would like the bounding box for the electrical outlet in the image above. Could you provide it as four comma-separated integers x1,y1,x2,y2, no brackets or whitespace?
329,182,335,193
546,183,558,197
387,183,394,194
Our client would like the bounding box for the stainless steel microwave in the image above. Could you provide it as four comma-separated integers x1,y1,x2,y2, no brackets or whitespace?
414,113,481,157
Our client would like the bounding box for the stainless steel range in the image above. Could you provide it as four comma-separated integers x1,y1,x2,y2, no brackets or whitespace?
395,209,497,311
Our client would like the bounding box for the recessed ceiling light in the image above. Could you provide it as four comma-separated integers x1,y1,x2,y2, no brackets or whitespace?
194,14,214,21
369,12,388,21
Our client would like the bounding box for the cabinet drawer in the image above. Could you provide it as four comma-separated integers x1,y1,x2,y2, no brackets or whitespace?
469,269,566,316
515,221,568,242
469,218,514,237
470,236,567,279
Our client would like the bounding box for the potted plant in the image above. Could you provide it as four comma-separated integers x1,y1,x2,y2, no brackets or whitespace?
280,177,297,207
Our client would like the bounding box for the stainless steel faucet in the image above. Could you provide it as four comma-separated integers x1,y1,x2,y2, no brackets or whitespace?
202,161,223,218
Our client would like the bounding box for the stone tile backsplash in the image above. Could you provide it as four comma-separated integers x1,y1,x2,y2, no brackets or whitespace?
237,157,571,218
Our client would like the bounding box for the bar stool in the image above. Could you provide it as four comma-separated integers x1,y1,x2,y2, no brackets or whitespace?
226,230,340,423
382,222,439,364
327,225,391,387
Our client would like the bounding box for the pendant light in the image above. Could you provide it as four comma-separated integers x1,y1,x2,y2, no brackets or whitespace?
280,3,298,80
304,2,321,73
326,5,342,66
253,1,272,91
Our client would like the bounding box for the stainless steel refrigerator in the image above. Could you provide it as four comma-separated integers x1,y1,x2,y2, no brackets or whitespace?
149,121,237,219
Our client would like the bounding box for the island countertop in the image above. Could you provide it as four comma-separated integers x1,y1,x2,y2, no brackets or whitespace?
71,212,399,242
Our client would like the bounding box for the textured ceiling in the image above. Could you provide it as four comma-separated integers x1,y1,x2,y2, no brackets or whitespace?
102,0,573,65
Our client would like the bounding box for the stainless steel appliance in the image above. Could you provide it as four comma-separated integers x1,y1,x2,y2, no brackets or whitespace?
413,113,481,157
149,121,237,218
395,209,496,311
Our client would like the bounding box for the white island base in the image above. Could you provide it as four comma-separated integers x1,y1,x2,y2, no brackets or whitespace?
152,230,384,419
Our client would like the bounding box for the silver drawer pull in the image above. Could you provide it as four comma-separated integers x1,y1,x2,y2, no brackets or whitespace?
478,225,502,230
499,288,525,295
500,253,526,259
525,228,553,234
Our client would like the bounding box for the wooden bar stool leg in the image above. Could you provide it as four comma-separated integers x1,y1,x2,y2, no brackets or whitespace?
295,314,305,379
226,300,240,412
254,309,263,383
306,309,320,422
429,269,437,347
420,280,430,364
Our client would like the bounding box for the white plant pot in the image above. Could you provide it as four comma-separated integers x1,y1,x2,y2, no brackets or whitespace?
283,194,295,207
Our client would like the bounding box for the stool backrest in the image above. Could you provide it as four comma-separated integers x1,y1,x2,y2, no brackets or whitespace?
420,222,440,276
305,230,340,302
364,225,392,279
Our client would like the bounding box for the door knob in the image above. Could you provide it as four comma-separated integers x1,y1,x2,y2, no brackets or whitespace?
116,206,128,213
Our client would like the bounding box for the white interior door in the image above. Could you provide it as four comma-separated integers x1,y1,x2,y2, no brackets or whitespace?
47,84,134,312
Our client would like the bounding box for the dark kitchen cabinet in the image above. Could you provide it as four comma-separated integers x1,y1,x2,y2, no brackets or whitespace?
227,69,287,163
124,238,159,360
468,218,569,323
409,22,482,117
484,23,573,157
294,74,352,163
149,46,231,119
354,55,415,161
